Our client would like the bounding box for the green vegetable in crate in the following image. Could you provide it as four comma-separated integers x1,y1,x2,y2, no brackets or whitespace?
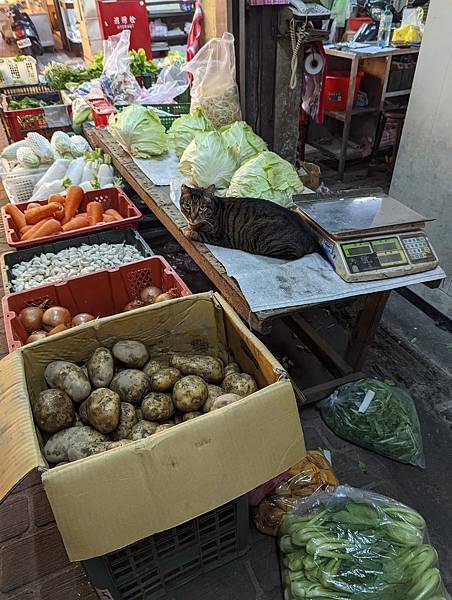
16,146,40,169
167,109,214,158
220,121,268,166
9,96,48,109
108,105,168,158
278,486,450,600
321,379,424,467
178,131,238,192
51,130,72,155
227,151,304,208
129,48,159,75
26,132,53,164
1,139,28,160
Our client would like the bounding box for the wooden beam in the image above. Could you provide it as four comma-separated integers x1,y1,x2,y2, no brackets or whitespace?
202,0,229,42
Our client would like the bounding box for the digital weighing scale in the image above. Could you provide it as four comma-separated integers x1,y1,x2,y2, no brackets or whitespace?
294,195,439,283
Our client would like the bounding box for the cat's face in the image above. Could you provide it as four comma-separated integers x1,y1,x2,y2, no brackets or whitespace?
180,185,216,230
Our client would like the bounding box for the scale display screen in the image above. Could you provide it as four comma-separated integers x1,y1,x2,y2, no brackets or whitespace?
341,237,408,273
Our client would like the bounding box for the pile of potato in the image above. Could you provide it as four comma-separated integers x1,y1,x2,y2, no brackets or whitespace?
32,340,259,466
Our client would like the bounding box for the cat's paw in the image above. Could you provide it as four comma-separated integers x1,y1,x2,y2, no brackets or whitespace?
183,226,199,241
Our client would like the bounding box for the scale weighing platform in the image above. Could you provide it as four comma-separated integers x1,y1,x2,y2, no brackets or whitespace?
294,195,439,283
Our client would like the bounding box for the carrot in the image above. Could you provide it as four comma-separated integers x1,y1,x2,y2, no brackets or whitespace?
25,202,61,225
5,204,26,230
105,208,123,221
20,224,33,235
52,202,65,222
61,215,90,232
102,214,116,223
78,212,88,218
26,202,41,210
63,186,84,224
48,193,66,205
21,218,59,241
87,201,103,225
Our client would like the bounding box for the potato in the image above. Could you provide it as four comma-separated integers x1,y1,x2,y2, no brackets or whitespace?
154,424,175,434
110,403,138,441
86,388,121,434
143,357,169,378
150,367,182,392
203,384,224,413
79,399,89,424
141,392,174,421
87,347,114,388
172,375,208,412
112,340,149,368
182,411,201,421
211,393,242,411
32,389,74,433
129,420,159,440
67,439,132,462
110,369,150,404
224,362,240,377
45,361,91,403
44,426,107,464
169,354,224,383
222,373,258,397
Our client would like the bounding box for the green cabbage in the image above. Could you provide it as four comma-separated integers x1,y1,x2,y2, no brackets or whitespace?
227,151,304,207
167,109,214,157
220,121,267,165
108,105,168,158
178,130,238,191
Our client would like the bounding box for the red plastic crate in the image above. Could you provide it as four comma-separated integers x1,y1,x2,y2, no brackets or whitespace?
2,91,72,142
2,255,192,351
347,17,372,31
324,71,364,113
2,187,142,249
86,97,117,126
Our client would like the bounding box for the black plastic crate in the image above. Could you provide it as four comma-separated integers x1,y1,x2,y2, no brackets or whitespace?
82,495,249,600
1,227,154,294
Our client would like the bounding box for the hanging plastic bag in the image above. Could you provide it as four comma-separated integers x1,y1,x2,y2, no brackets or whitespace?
183,31,242,128
251,450,338,536
279,485,450,600
101,30,141,105
321,378,425,467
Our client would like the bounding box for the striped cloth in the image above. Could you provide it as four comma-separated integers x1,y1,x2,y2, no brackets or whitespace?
248,0,289,5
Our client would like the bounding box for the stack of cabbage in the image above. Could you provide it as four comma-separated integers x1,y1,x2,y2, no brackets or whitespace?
279,486,450,600
168,109,304,207
108,105,168,159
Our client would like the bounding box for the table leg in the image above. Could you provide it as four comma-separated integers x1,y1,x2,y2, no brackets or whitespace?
345,291,390,369
338,55,360,180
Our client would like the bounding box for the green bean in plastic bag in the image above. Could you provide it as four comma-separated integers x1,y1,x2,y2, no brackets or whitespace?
279,485,450,600
321,379,424,467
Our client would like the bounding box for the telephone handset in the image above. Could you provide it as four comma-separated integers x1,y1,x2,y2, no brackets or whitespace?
289,0,331,18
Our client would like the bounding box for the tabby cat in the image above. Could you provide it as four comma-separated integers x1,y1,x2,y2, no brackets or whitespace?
180,184,320,260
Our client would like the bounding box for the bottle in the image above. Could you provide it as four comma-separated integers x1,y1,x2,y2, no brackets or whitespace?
377,5,393,48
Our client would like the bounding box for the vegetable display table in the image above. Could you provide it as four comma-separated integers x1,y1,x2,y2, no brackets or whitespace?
84,126,444,403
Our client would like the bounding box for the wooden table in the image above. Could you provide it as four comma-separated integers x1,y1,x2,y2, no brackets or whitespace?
84,126,441,402
310,46,419,180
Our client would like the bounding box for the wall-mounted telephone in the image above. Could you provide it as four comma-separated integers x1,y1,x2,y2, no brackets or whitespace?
289,0,331,18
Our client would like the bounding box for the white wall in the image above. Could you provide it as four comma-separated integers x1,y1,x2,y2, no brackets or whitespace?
390,0,452,317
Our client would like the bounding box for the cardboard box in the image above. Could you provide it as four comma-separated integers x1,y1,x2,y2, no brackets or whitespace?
0,292,305,561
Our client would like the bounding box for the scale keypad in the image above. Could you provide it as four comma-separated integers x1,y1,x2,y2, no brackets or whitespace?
401,234,436,263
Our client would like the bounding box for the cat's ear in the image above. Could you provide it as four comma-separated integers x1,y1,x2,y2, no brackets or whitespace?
205,184,216,197
181,184,190,194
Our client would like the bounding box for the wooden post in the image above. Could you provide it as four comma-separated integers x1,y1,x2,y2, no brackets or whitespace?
202,0,229,42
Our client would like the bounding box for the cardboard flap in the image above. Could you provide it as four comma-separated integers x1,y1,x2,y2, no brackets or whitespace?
42,380,303,561
0,352,44,501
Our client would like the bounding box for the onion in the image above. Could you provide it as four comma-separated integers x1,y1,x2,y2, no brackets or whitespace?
140,286,162,305
42,306,72,331
47,323,71,335
123,299,145,312
26,330,47,344
154,289,180,303
72,313,95,326
19,306,44,333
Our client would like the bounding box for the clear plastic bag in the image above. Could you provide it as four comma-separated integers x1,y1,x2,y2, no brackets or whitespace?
251,450,339,536
101,30,141,105
321,379,425,467
134,63,189,104
279,485,450,600
183,31,241,127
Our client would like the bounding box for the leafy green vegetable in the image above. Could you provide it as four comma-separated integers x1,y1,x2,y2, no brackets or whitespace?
9,96,48,109
129,48,159,75
279,486,448,600
220,121,268,165
321,379,424,467
167,109,214,157
178,130,238,191
108,104,168,158
227,151,304,207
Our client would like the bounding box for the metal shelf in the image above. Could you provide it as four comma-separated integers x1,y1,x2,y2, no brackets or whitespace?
325,107,377,122
148,9,194,18
308,139,365,161
151,33,187,42
385,89,412,98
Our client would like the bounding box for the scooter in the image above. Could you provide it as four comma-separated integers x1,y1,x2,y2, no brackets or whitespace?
9,4,42,55
353,0,428,43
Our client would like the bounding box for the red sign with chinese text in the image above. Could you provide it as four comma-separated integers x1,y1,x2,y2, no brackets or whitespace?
96,0,152,58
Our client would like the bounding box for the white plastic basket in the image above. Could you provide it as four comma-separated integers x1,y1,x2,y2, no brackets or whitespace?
1,168,46,204
0,57,38,89
0,156,17,174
